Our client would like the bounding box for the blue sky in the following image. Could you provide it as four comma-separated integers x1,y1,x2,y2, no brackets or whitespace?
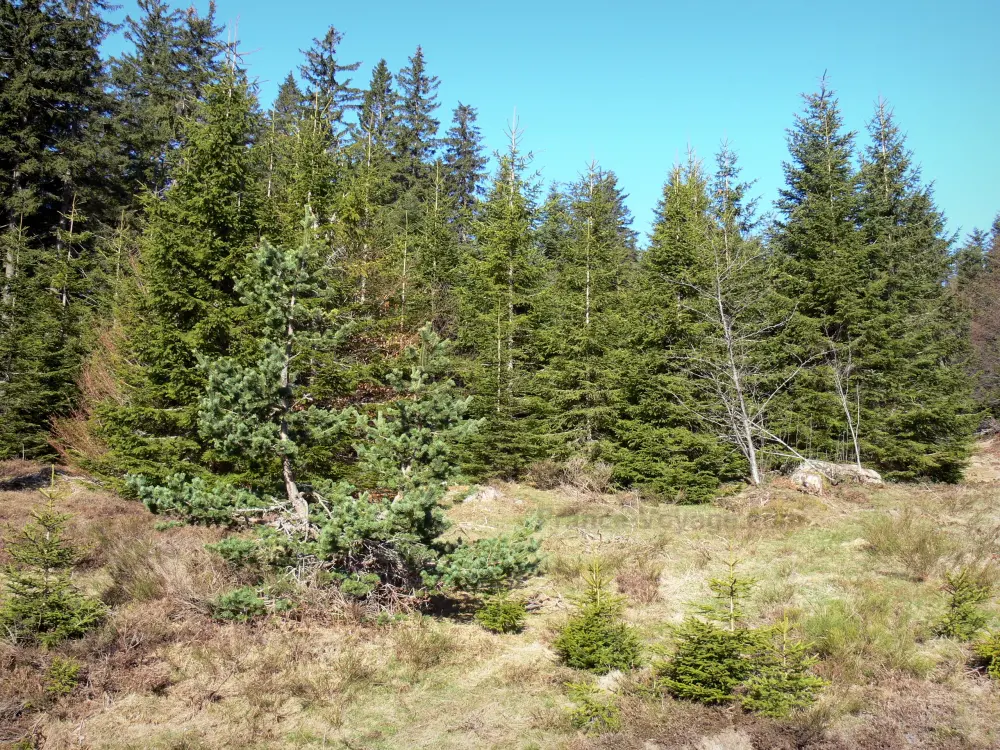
104,0,999,243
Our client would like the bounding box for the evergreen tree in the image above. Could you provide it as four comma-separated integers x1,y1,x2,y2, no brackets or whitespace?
443,103,488,240
0,0,121,458
613,156,740,500
0,483,106,646
99,69,262,482
852,99,976,479
140,210,351,524
955,217,1000,417
537,163,635,458
110,0,224,193
394,46,441,188
772,76,867,463
299,25,361,148
457,123,546,476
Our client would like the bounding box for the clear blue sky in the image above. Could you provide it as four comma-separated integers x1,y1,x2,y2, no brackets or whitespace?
104,0,999,243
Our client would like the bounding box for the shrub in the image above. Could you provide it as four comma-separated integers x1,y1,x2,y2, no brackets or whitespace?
554,561,641,673
973,632,1000,679
0,501,106,646
45,657,82,697
475,594,527,634
616,560,663,604
863,508,951,581
934,567,992,641
566,681,622,735
211,587,268,622
429,518,542,594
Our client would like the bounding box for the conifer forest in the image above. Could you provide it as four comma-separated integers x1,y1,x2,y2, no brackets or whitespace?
2,2,1000,748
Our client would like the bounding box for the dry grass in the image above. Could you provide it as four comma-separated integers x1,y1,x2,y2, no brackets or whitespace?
3,447,1000,749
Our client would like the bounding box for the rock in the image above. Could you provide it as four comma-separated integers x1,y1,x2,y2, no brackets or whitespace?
596,669,623,692
463,485,503,504
790,459,883,494
696,728,754,750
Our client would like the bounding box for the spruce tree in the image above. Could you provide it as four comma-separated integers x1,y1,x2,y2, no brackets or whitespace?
537,163,636,458
457,123,546,476
0,0,121,458
99,68,262,482
443,103,488,241
110,0,224,193
853,99,976,479
613,156,740,500
0,483,106,646
299,25,361,148
772,76,867,463
956,217,1000,417
394,46,441,189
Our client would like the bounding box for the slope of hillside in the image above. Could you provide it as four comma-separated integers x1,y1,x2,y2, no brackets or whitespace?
2,444,999,749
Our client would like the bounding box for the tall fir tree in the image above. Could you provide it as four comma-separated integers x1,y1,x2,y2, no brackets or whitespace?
772,77,868,464
613,155,742,500
458,123,546,476
537,163,636,458
443,102,488,241
852,99,975,479
0,0,121,458
110,0,224,194
99,68,263,482
299,25,361,149
955,217,1000,417
394,46,440,190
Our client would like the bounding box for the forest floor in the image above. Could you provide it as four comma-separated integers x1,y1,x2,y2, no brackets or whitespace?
2,442,1000,750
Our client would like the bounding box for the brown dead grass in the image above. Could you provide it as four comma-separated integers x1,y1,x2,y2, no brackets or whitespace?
2,445,1000,748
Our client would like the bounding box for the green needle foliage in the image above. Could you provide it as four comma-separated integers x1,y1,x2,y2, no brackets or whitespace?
741,617,826,717
934,567,992,641
554,561,641,673
656,554,823,715
0,482,105,646
474,593,527,634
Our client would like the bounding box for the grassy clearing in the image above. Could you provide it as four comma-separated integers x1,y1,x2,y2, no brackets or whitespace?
1,443,999,748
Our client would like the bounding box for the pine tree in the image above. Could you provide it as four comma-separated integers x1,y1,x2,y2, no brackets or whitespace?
99,68,262,482
852,99,976,479
537,163,635,458
457,121,546,476
110,0,224,194
189,209,350,524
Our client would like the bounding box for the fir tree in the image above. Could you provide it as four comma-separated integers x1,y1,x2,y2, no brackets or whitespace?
0,479,106,646
443,103,488,240
852,99,976,479
955,217,1000,417
110,0,224,193
394,46,441,188
613,155,741,500
772,77,867,462
537,163,635,458
0,0,121,458
100,68,262,482
299,25,361,148
457,121,546,476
